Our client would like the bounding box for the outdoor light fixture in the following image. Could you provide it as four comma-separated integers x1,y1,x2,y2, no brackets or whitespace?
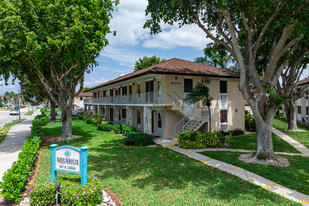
55,181,61,206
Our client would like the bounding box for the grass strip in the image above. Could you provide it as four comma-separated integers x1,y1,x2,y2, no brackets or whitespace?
273,117,309,148
230,133,300,153
0,119,26,143
25,110,34,116
201,151,309,196
34,118,301,206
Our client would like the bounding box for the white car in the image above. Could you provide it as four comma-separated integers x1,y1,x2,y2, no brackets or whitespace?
10,109,20,115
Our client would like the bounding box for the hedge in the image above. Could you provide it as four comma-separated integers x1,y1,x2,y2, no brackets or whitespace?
122,131,155,146
0,118,43,203
30,179,102,206
97,123,113,132
178,131,231,149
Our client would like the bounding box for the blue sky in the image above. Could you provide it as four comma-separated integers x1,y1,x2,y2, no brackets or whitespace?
0,0,308,93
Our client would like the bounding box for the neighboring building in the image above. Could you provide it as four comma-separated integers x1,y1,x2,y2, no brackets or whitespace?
297,77,309,122
85,58,245,138
73,90,93,110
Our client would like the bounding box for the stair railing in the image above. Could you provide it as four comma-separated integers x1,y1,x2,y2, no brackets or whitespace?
166,92,194,117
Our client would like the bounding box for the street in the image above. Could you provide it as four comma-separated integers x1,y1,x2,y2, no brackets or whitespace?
0,108,31,127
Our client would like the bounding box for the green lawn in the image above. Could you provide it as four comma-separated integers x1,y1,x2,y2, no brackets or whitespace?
25,110,34,116
201,151,309,196
273,117,309,148
230,133,300,153
34,118,300,205
45,109,61,117
0,119,26,143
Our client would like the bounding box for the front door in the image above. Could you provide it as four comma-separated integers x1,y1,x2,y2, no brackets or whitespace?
157,112,162,136
137,110,141,131
110,108,114,122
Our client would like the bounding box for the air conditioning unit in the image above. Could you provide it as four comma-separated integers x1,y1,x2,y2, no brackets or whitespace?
304,116,309,122
202,78,210,84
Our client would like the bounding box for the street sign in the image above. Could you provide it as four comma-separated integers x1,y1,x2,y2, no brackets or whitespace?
15,107,19,110
50,144,88,185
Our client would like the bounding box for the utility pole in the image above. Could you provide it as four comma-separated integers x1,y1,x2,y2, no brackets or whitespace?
18,90,21,120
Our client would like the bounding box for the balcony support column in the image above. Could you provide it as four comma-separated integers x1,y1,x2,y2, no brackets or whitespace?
143,106,152,134
126,106,133,126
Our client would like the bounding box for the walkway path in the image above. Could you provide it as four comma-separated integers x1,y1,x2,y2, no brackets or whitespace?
272,127,309,157
169,145,309,205
0,110,40,181
154,138,309,205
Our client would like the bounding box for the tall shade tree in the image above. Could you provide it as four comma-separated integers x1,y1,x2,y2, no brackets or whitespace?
185,82,213,131
195,42,238,71
144,0,309,162
134,56,165,71
0,0,116,138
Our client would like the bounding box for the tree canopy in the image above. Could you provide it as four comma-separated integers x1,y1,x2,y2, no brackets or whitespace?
134,56,165,71
195,42,238,71
0,0,116,138
144,0,309,162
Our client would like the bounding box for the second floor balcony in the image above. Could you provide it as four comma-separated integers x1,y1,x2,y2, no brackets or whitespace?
91,92,176,105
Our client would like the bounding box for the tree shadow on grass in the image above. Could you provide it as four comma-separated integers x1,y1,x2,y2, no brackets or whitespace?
85,144,297,205
40,119,298,205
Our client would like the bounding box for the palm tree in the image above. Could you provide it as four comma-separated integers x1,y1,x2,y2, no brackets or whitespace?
184,83,213,131
195,42,239,72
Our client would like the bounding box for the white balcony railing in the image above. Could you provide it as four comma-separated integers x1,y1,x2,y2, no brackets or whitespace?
84,98,92,104
88,92,179,105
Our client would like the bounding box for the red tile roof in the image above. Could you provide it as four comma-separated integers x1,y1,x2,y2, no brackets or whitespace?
86,58,240,92
298,77,309,86
78,90,93,97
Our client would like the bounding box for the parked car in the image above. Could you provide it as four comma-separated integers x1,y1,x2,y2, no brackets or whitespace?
10,109,19,115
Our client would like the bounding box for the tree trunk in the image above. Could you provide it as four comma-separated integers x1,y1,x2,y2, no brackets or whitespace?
61,107,72,138
252,107,276,159
255,119,275,159
50,99,56,121
285,100,298,130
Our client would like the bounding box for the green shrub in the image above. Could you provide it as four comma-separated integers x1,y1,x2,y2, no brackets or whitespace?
39,116,50,126
112,124,122,134
0,135,41,203
83,111,92,121
78,115,84,120
221,128,245,136
122,125,136,134
245,114,256,132
97,124,113,132
30,179,102,206
92,113,103,126
178,131,231,149
86,118,93,124
31,120,41,136
40,108,46,115
122,131,155,146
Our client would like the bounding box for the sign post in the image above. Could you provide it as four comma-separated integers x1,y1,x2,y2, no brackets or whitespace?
50,144,88,185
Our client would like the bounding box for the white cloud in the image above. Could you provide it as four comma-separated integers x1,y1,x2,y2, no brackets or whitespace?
84,77,109,87
100,46,150,68
143,25,209,50
107,0,208,50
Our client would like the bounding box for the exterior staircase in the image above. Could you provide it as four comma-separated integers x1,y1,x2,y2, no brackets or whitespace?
166,92,212,138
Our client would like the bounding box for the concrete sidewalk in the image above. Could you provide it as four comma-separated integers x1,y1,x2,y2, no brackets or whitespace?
167,146,309,205
272,127,309,157
0,110,40,181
